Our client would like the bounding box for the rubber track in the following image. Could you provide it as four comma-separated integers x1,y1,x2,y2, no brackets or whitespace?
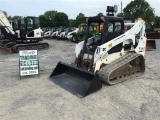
98,52,145,85
12,43,49,53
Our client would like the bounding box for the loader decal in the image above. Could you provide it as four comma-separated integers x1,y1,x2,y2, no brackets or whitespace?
108,43,112,48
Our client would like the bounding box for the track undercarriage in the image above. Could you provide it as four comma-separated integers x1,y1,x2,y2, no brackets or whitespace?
0,40,49,53
98,52,145,84
77,52,145,85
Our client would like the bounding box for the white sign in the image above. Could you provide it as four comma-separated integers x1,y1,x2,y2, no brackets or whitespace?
19,50,39,76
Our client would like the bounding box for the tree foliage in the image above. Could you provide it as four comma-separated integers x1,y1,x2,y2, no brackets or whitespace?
12,16,22,20
39,15,48,27
154,16,160,28
69,19,76,27
39,11,86,27
123,0,155,22
117,13,124,17
39,10,70,27
97,12,104,17
44,10,57,27
54,12,69,27
75,13,86,27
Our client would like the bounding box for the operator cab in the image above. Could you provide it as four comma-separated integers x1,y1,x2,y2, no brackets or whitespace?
85,16,124,54
13,17,41,41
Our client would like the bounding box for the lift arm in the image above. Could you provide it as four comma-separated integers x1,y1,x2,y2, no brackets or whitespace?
0,11,15,35
94,20,147,63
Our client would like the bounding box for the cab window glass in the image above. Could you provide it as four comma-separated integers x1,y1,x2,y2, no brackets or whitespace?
89,26,92,31
115,22,121,32
34,18,40,28
27,18,33,29
14,20,18,29
108,22,113,32
79,25,86,32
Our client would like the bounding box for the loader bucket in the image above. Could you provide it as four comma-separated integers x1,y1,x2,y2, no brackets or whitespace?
49,62,102,97
146,39,156,50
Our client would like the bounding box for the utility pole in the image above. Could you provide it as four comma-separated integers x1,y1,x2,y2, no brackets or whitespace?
121,1,122,13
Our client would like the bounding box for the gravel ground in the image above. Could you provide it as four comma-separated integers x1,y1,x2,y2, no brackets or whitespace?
0,39,160,120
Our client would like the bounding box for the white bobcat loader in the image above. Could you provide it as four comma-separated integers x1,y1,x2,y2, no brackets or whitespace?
50,16,146,97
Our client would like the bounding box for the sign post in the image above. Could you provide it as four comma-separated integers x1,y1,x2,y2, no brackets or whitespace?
19,50,39,79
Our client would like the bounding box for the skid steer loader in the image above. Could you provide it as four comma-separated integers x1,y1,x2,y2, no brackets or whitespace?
50,16,146,97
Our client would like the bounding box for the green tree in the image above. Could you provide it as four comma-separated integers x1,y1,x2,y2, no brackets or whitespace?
8,16,22,21
69,19,76,27
75,13,86,27
97,12,104,17
123,0,155,22
117,13,124,17
12,16,22,20
154,16,160,28
54,12,69,27
44,10,57,27
39,15,48,27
